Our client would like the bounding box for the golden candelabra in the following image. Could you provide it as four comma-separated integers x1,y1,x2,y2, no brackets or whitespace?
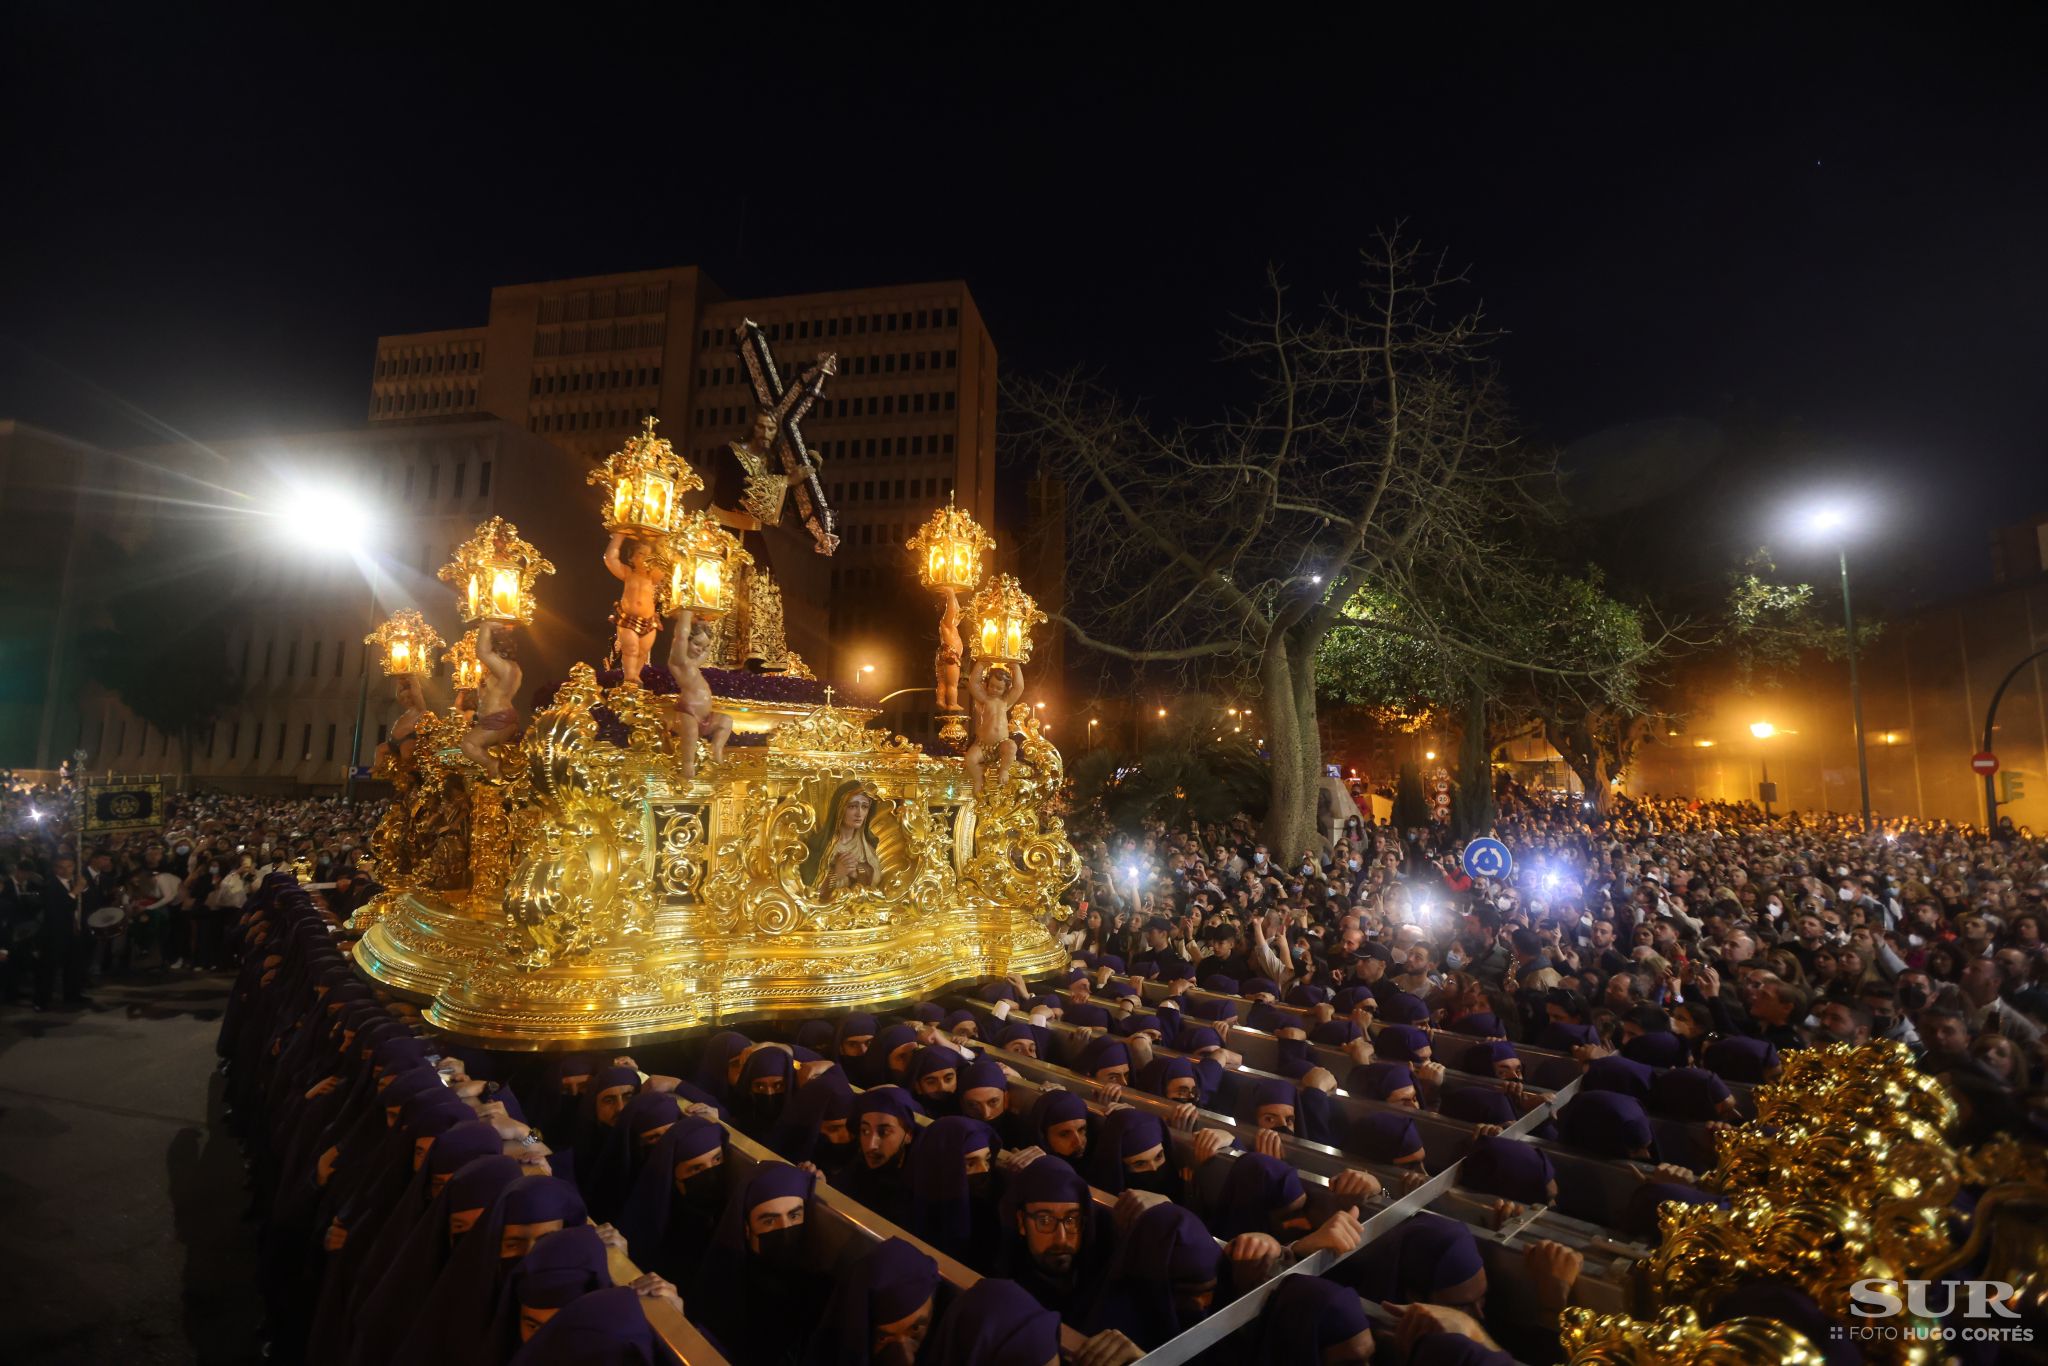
366,609,443,677
907,496,996,750
587,415,702,538
351,424,1075,1046
438,517,556,625
443,630,483,693
907,494,995,593
969,572,1048,665
659,509,752,620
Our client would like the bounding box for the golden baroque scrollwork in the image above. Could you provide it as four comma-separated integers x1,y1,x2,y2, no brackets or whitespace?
356,660,1072,1044
1561,1306,1825,1366
1558,1040,2013,1366
958,711,1079,922
653,805,708,903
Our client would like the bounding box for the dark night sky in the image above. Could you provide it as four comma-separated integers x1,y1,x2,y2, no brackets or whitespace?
4,6,2045,602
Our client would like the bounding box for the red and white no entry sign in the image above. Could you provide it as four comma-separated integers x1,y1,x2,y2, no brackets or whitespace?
1972,752,2000,776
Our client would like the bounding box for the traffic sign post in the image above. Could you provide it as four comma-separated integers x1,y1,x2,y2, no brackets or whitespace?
1972,752,2000,777
1462,837,1512,882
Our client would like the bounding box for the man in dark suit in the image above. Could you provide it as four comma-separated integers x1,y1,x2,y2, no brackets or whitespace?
35,854,91,1010
0,859,43,1005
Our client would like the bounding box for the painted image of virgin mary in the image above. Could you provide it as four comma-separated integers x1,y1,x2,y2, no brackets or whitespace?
801,780,884,898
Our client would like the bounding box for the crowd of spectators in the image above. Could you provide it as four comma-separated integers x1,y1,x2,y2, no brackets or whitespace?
1055,792,2048,1135
0,775,385,1010
25,771,2048,1362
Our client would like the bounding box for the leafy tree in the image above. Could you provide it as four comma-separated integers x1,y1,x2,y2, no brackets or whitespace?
1010,236,1663,856
1068,716,1268,829
81,534,240,775
1319,571,1659,823
1723,550,1875,687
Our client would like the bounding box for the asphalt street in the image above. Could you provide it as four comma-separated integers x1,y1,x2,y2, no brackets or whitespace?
0,971,263,1364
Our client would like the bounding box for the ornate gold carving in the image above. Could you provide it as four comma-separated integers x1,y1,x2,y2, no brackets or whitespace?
653,805,708,903
354,527,1075,1046
746,575,786,668
1561,1306,1825,1365
365,609,444,678
769,705,904,755
1568,1040,1987,1366
587,416,703,537
468,782,512,914
438,517,556,625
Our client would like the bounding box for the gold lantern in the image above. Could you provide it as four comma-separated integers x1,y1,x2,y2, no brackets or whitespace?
443,630,483,692
968,574,1048,665
365,609,444,678
587,415,704,537
438,517,556,625
906,495,995,592
661,509,752,620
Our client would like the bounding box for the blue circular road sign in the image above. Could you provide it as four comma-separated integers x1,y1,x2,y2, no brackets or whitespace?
1462,838,1512,881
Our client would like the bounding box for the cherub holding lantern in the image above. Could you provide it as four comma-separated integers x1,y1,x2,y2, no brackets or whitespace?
963,658,1027,796
603,533,665,683
459,621,523,779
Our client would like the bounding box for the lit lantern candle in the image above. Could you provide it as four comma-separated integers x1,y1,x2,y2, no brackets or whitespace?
439,517,555,625
489,565,522,620
967,574,1047,666
662,510,750,620
906,495,994,593
443,631,483,691
588,415,702,538
365,609,444,678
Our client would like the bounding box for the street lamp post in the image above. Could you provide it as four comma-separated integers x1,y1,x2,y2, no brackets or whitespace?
1803,505,1873,828
345,585,376,805
1750,721,1777,818
1835,543,1873,828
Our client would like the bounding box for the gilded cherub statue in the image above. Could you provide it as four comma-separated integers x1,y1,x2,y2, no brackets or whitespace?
459,621,523,779
935,587,964,712
664,608,732,780
963,658,1027,796
603,532,664,683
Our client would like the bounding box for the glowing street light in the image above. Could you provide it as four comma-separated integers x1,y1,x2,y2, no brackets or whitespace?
270,470,381,557
1156,707,1168,719
1794,493,1874,826
270,471,389,804
1751,721,1779,817
1424,750,1437,762
1804,505,1850,537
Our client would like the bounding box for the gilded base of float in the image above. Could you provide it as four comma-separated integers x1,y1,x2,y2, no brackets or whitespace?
351,664,1075,1049
353,886,1065,1048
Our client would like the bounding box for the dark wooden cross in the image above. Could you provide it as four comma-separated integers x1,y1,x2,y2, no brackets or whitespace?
734,319,839,555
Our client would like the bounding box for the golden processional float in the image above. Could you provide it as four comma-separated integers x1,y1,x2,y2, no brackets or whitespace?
350,324,1073,1048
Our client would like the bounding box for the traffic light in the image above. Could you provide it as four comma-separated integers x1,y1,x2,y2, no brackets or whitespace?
2001,771,2027,804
